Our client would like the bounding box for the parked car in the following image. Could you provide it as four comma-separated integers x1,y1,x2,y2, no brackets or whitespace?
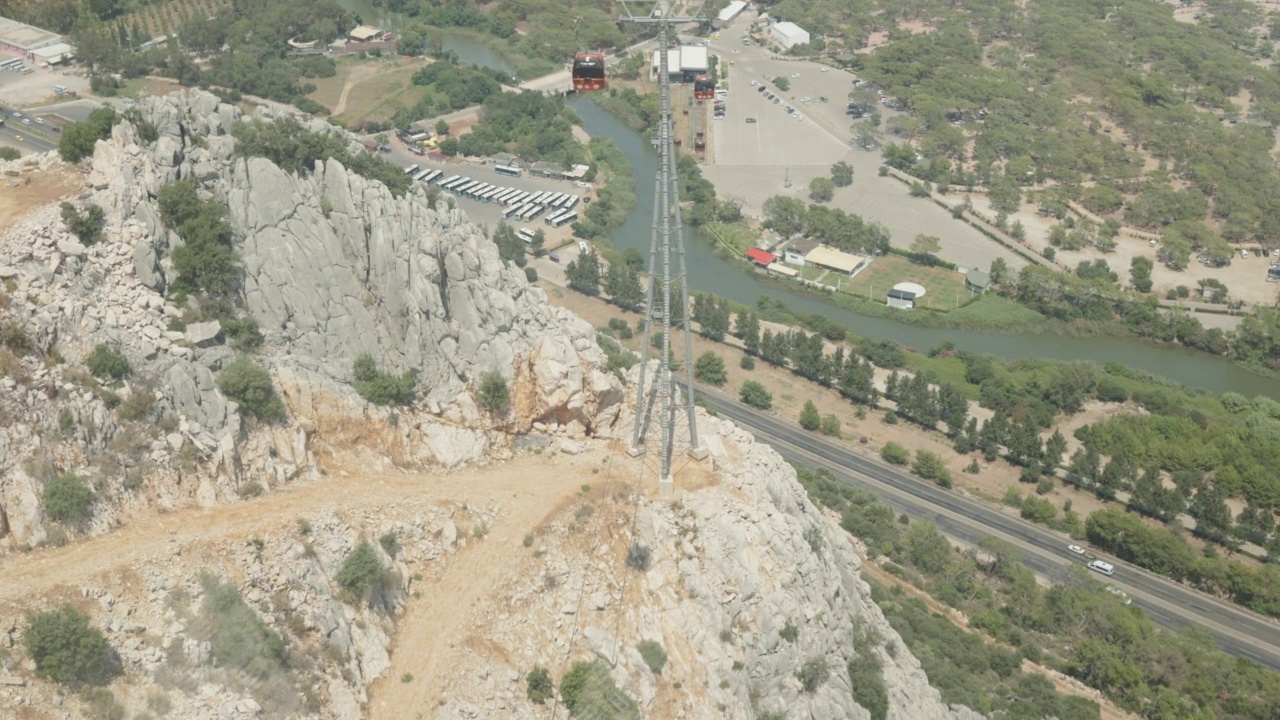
549,252,560,262
745,117,756,123
1067,544,1085,556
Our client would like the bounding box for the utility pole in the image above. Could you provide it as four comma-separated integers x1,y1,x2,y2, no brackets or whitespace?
622,0,707,497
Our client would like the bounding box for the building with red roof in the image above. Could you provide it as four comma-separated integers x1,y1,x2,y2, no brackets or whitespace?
745,248,776,267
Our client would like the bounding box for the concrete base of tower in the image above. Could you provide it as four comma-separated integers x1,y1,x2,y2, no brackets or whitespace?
659,475,674,497
627,444,644,458
688,445,709,461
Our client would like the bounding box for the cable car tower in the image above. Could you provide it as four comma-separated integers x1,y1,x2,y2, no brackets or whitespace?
620,0,708,496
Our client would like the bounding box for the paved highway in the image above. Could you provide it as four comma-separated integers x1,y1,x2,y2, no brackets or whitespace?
0,122,56,153
695,388,1280,670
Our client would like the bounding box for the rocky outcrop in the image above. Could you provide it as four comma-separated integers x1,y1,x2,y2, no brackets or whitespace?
434,404,982,720
0,89,622,548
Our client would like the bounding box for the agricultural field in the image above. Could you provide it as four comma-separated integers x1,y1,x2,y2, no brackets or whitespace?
121,0,232,41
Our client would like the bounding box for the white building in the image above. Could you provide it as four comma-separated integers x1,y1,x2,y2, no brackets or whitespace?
680,44,708,80
770,21,810,50
714,1,747,29
650,48,683,79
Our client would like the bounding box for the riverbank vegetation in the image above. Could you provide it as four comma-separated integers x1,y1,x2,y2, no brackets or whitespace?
795,465,1280,720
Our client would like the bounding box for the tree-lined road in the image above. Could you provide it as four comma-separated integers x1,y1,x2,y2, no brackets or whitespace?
695,388,1280,670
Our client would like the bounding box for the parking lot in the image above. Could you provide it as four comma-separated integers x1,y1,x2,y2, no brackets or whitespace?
0,60,89,107
700,18,1027,273
408,159,590,249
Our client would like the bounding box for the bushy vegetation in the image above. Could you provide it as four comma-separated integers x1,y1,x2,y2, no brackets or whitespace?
526,665,553,704
761,195,892,256
880,442,909,466
44,473,94,524
477,371,510,416
231,117,410,197
336,541,385,599
60,202,106,246
352,354,416,407
193,572,286,681
739,380,773,410
693,351,727,387
397,62,505,125
57,106,118,163
85,343,129,381
217,357,286,422
573,138,637,241
25,606,117,686
445,91,584,165
157,180,240,298
636,640,667,675
795,463,1280,719
559,660,640,719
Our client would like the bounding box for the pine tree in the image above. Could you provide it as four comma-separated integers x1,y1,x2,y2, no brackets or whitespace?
799,400,821,431
884,371,900,399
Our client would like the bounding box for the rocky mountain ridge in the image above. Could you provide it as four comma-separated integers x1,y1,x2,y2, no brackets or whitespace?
0,89,981,719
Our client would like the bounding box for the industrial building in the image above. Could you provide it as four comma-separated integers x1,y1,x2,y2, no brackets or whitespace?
0,15,72,66
804,246,868,276
769,21,811,50
713,1,748,29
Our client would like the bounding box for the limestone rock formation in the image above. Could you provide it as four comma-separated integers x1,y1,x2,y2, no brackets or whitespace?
434,407,983,720
0,89,622,549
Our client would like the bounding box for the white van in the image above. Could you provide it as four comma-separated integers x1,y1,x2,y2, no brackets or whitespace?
1087,560,1115,576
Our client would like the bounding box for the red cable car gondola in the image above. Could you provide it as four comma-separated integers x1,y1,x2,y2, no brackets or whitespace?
693,74,716,100
573,52,607,92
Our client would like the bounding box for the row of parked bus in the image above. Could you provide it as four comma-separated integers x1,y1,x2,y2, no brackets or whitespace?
403,164,582,228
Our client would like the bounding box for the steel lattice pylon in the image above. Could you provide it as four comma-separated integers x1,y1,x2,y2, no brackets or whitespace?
619,1,708,495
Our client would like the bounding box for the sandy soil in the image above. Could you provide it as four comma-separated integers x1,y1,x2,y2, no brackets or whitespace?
0,163,84,233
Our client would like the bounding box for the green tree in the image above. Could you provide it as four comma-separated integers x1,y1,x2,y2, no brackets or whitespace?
820,413,842,437
0,147,20,161
605,262,643,311
622,247,645,271
761,195,808,236
336,541,384,599
809,176,835,202
799,399,821,431
57,106,118,163
85,343,129,380
881,442,910,465
693,351,727,386
740,380,773,410
831,161,854,187
25,607,117,686
559,660,639,718
912,450,953,488
1128,256,1153,293
911,233,941,255
773,76,791,92
435,119,449,136
218,357,286,422
44,474,93,524
566,251,601,295
477,371,510,416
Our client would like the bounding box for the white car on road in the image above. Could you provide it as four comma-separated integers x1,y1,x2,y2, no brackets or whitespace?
1067,544,1086,556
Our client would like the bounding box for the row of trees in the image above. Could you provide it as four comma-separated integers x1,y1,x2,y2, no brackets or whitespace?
760,195,891,255
796,464,1280,720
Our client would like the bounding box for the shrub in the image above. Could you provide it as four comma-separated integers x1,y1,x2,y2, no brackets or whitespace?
637,639,667,674
85,344,129,381
57,106,118,163
352,353,416,406
44,474,93,524
222,317,264,352
218,358,286,422
524,266,538,282
60,203,106,246
25,606,117,685
0,320,32,353
58,407,75,433
799,400,821,430
527,665,554,704
912,450,953,488
740,380,772,410
626,542,651,571
820,413,841,437
379,532,399,558
193,572,285,680
0,146,19,161
694,351,728,386
83,687,125,719
560,660,639,718
477,371,510,415
796,656,829,693
779,619,799,642
739,354,755,370
237,481,264,500
880,442,909,465
336,541,384,599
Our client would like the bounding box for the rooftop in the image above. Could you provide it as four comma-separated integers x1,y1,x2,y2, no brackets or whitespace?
804,246,864,274
0,16,62,51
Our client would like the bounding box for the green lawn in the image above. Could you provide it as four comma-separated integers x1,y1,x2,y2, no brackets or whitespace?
842,255,970,309
705,221,758,255
799,265,829,282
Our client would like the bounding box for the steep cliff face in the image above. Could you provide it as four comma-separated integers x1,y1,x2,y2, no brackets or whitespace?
0,89,621,549
433,409,982,720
